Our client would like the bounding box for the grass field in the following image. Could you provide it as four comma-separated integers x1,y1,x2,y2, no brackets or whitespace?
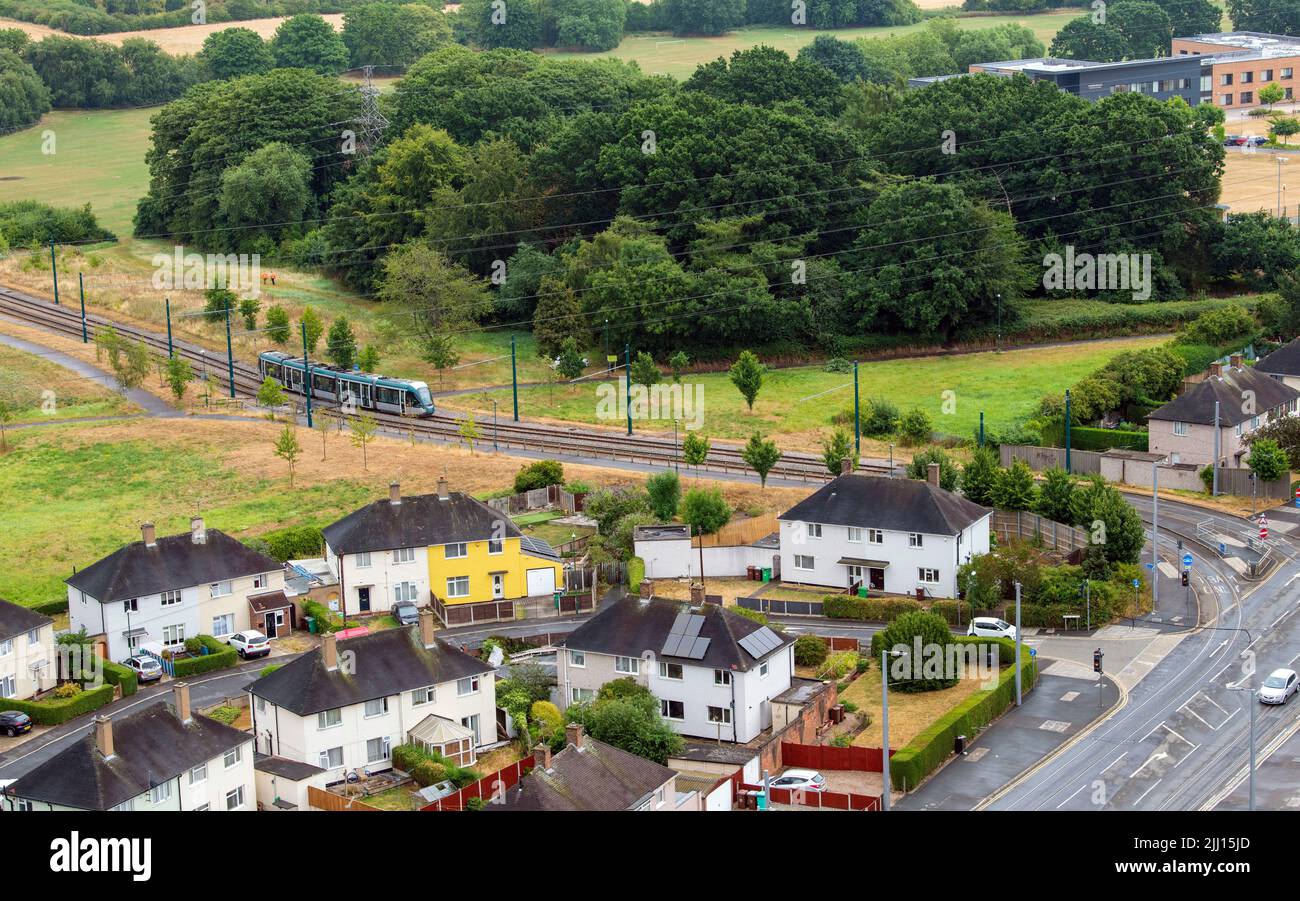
840,664,997,748
0,341,139,424
548,14,1080,79
444,335,1167,445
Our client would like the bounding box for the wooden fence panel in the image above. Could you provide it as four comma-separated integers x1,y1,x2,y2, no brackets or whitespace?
307,785,381,811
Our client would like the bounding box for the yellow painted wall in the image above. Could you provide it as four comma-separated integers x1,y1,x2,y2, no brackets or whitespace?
426,537,563,605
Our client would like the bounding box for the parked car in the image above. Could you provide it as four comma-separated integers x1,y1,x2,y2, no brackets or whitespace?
124,655,163,683
392,601,419,626
0,711,32,737
967,617,1018,640
1259,668,1299,704
770,769,827,792
1224,134,1248,146
228,630,271,659
1247,135,1268,146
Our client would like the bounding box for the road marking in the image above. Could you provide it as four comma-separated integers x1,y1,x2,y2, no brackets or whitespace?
1135,778,1163,806
1131,750,1169,777
1178,704,1215,730
1056,783,1089,808
1101,752,1128,775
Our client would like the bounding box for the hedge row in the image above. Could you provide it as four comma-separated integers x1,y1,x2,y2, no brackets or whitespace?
629,557,645,596
303,599,357,634
100,659,137,697
823,594,922,622
171,635,237,678
28,598,68,616
0,682,115,726
928,601,1005,627
1042,424,1149,452
888,651,1038,790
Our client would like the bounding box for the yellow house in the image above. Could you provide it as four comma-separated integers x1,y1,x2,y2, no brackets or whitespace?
322,479,564,625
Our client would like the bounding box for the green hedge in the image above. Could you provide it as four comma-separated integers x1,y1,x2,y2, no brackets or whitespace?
629,557,645,595
823,594,921,622
302,599,357,633
0,682,115,725
887,652,1037,791
171,635,237,678
929,601,1005,626
1042,422,1148,452
29,598,67,616
100,659,137,697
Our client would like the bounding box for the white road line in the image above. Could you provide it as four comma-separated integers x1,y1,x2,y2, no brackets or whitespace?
1179,703,1216,730
1101,752,1128,775
1135,779,1164,806
1056,783,1089,808
1160,723,1195,748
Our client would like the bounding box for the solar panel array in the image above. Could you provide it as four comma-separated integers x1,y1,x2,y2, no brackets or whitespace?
661,612,711,660
737,627,783,660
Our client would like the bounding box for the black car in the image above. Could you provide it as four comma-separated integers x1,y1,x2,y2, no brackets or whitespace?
392,601,419,626
0,711,32,737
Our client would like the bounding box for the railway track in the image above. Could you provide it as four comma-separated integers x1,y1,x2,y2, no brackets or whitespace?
0,285,887,484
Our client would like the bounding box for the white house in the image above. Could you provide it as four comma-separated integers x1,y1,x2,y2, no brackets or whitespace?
0,598,56,702
67,518,284,662
777,467,992,600
558,596,795,744
4,683,255,811
246,611,497,782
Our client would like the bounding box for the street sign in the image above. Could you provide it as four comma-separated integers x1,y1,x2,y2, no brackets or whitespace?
1294,487,1299,508
1219,542,1227,556
1029,648,1037,657
1183,553,1193,568
1145,562,1154,569
1132,578,1141,588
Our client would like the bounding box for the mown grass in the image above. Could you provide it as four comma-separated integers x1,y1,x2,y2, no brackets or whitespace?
0,341,139,422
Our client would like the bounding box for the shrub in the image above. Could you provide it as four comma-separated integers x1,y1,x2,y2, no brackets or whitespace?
412,758,449,787
53,681,81,699
823,594,921,621
793,634,829,667
514,459,564,492
207,705,241,724
465,796,487,810
818,650,859,680
29,598,67,616
897,407,933,445
172,635,236,677
259,664,282,678
0,681,113,725
871,611,959,692
392,743,426,773
253,524,324,561
100,659,137,697
628,556,645,595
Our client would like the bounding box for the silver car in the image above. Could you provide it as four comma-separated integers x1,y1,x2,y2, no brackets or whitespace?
1259,668,1298,705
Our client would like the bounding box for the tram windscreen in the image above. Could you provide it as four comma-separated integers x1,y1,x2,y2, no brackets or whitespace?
416,386,433,408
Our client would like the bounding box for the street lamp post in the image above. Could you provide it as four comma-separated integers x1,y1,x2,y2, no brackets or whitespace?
1014,581,1023,707
888,443,894,478
492,399,499,452
1152,462,1160,613
1279,156,1288,217
1226,681,1258,811
881,648,905,809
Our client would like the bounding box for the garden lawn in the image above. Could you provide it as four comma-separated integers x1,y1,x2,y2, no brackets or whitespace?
840,665,1000,748
0,341,139,423
448,335,1168,445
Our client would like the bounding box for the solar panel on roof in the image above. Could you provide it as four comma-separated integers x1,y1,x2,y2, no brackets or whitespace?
684,637,711,660
738,627,782,659
683,614,705,638
661,634,686,657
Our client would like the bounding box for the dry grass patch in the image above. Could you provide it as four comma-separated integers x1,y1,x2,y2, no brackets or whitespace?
841,666,1002,749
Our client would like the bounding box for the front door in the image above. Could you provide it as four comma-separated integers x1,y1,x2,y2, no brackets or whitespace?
847,565,863,588
357,586,371,613
492,573,504,599
869,568,885,591
264,613,278,639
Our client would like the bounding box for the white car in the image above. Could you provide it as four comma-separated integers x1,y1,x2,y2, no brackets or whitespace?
1259,668,1299,705
967,617,1018,640
770,769,826,792
228,630,271,659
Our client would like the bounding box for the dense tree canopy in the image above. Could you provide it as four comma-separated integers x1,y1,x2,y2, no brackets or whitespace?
198,27,274,80
270,13,350,74
0,48,48,131
341,1,453,68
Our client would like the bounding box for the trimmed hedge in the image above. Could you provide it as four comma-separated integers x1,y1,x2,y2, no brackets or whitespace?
887,651,1037,791
171,635,237,678
628,556,645,595
0,682,114,725
100,659,137,697
29,598,68,616
823,594,921,622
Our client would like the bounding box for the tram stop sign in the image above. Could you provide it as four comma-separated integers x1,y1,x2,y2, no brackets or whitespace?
1183,553,1193,569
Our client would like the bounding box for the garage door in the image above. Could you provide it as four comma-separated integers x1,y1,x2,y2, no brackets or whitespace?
526,567,556,597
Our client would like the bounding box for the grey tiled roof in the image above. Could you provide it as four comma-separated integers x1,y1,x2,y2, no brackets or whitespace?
778,474,989,536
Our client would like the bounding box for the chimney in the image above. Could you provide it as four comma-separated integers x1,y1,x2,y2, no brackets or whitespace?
927,462,941,488
141,522,156,548
840,457,853,476
190,516,206,545
565,723,584,748
639,578,654,600
322,632,338,671
419,608,436,648
1230,353,1243,369
1210,361,1223,378
690,583,705,605
533,743,552,770
173,681,192,725
389,481,401,505
436,477,449,500
93,715,114,759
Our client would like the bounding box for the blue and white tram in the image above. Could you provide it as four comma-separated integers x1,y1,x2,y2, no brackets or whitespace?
258,351,435,416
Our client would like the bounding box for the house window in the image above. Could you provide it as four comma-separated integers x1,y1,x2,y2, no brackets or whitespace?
760,662,770,679
488,538,503,555
462,714,481,744
210,581,232,598
445,543,467,559
919,568,940,584
189,764,207,785
660,699,685,720
1236,422,1244,437
253,574,267,589
847,527,862,542
708,706,732,724
1240,91,1254,104
1262,69,1274,81
0,640,11,658
411,685,435,705
445,576,469,599
149,782,171,805
1173,421,1189,436
393,547,415,564
1221,94,1234,105
256,696,266,713
112,799,134,812
714,669,731,685
162,624,185,646
318,708,342,730
1242,71,1253,84
194,803,209,812
1285,68,1294,79
211,613,234,638
1221,73,1233,85
615,656,640,675
225,787,245,811
570,687,595,704
364,697,389,719
160,590,181,607
457,675,481,696
395,581,419,603
909,533,923,548
867,529,884,544
659,662,683,680
355,552,371,568
0,675,14,699
25,628,39,646
793,555,815,570
123,598,138,613
224,745,243,769
569,650,585,667
366,736,392,764
807,523,822,539
14,799,31,812
318,747,343,769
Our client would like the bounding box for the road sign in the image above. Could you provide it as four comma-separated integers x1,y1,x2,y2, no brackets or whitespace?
1295,487,1299,508
1183,553,1193,568
1145,562,1154,569
1132,578,1141,588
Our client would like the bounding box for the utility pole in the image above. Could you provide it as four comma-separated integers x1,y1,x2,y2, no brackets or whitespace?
510,335,519,422
165,297,174,357
1213,400,1221,497
853,360,860,458
78,273,87,343
881,649,902,810
493,399,498,452
979,411,984,448
224,305,235,399
1064,389,1072,474
1152,461,1159,613
302,321,313,429
49,240,59,305
1014,581,1022,707
625,343,632,436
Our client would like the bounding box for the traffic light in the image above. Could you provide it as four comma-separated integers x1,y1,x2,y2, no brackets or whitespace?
1093,648,1103,674
1181,570,1189,587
